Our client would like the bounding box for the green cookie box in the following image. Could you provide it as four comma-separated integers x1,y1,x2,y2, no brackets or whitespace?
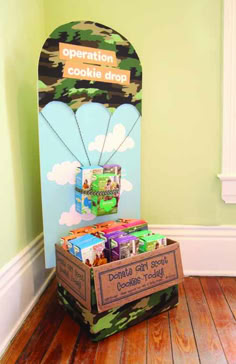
91,173,120,216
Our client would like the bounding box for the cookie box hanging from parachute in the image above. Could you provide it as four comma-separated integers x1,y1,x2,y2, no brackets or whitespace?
38,21,142,268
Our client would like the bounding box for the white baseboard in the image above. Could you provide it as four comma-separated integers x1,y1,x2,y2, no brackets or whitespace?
150,225,236,277
0,225,235,357
0,233,55,359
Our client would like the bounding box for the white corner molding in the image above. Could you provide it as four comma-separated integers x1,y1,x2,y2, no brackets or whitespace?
150,225,236,277
0,233,55,359
218,175,236,203
218,0,236,203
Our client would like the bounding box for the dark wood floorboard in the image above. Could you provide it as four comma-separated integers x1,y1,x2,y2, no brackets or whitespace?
200,277,236,364
184,277,227,364
121,320,147,364
218,277,236,319
95,331,124,364
69,329,98,364
169,283,200,364
15,296,65,364
147,312,173,364
41,315,80,364
2,277,236,364
1,278,58,364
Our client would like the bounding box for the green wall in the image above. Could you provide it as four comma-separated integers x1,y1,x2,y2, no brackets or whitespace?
44,0,236,225
0,0,45,269
1,0,235,269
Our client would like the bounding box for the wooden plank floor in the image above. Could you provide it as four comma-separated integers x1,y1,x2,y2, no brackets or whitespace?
2,277,236,364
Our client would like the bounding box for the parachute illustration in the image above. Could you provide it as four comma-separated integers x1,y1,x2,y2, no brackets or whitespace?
39,101,141,166
38,21,142,268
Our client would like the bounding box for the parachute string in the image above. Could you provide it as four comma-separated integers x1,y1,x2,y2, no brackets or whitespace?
102,113,141,165
40,108,141,168
98,112,112,165
74,113,91,166
40,112,84,166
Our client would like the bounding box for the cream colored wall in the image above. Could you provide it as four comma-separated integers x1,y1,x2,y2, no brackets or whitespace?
44,0,236,225
0,0,45,269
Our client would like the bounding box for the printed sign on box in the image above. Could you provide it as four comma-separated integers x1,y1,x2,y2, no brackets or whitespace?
55,239,184,313
93,240,183,312
56,245,91,310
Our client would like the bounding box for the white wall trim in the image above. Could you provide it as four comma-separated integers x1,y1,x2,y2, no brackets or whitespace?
218,0,236,203
150,224,236,277
218,174,236,203
0,226,235,357
0,233,55,359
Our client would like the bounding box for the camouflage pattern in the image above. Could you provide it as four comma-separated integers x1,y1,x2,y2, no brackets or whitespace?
38,21,142,113
57,283,178,341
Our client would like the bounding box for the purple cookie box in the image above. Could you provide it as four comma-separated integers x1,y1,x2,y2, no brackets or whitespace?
104,230,124,249
111,235,139,261
103,230,127,261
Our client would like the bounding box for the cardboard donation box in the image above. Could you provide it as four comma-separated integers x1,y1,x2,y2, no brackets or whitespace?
56,239,184,341
39,21,181,342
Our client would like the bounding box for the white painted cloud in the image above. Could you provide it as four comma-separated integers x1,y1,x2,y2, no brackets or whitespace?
59,204,95,227
81,212,96,221
47,161,80,185
88,123,134,153
120,178,133,195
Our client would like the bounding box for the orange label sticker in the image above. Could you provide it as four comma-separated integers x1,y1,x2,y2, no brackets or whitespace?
59,42,117,66
63,62,130,85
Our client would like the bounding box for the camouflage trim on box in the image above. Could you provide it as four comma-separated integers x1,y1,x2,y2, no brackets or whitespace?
57,283,178,341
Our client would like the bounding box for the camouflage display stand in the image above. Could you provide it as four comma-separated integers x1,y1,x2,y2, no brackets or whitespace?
57,283,178,341
38,21,181,341
38,21,142,269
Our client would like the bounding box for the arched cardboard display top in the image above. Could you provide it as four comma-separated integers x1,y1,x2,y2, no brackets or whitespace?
38,21,142,268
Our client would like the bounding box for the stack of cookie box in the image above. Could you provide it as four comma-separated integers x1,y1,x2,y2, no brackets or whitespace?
55,219,184,341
